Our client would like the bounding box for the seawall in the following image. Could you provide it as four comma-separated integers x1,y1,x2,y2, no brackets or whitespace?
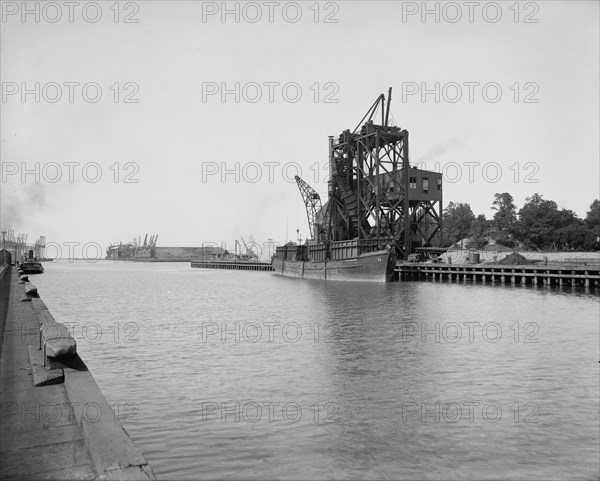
0,266,156,480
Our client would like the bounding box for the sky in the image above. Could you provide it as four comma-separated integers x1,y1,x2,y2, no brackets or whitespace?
1,0,599,259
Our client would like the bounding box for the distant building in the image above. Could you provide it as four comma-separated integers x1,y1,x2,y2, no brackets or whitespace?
0,249,12,265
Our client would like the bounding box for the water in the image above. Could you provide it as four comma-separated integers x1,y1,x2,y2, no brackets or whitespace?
31,261,599,480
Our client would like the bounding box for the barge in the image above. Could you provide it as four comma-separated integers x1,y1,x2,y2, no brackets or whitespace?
271,88,443,282
273,240,396,282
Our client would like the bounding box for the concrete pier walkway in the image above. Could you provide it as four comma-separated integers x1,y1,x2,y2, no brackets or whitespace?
0,266,156,480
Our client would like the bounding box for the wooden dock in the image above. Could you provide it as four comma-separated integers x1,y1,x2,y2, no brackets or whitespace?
396,262,600,288
191,260,274,271
188,258,600,287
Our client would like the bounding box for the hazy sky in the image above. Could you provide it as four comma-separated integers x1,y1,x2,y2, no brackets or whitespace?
1,0,598,258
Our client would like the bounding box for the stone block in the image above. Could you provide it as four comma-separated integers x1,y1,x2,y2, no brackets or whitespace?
41,322,77,359
28,346,65,387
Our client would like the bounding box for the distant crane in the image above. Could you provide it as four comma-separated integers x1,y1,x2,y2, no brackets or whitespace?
34,236,46,259
240,236,259,260
106,233,158,259
294,175,323,241
240,236,250,257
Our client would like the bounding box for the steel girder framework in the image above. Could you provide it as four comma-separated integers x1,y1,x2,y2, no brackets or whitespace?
294,175,323,240
326,90,442,258
409,201,443,249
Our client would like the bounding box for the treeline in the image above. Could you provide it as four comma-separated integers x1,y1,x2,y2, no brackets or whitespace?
441,193,600,251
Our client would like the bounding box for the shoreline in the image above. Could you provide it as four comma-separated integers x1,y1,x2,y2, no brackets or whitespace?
0,265,156,480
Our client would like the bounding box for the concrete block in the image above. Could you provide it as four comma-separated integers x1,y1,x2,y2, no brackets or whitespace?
25,283,39,297
20,274,29,282
28,346,65,387
30,364,65,387
41,322,77,359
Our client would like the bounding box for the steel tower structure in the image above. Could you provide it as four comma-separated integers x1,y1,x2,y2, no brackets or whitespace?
326,88,442,258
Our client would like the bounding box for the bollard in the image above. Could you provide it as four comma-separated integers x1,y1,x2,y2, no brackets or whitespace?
40,322,77,366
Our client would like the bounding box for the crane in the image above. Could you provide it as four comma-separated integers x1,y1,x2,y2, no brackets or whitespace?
294,175,323,241
240,236,256,259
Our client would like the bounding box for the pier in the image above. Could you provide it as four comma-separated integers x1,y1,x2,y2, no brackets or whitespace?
396,262,600,288
189,258,600,288
191,260,274,271
0,265,155,480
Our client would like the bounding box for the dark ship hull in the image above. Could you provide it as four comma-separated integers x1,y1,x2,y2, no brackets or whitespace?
272,249,396,283
20,261,44,274
272,240,397,283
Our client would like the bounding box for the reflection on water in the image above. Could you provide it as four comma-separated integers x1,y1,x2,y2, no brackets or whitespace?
32,261,599,480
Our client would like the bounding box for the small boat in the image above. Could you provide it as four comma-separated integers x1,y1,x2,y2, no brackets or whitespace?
20,259,44,274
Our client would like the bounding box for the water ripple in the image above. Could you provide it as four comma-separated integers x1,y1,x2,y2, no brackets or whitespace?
32,261,600,480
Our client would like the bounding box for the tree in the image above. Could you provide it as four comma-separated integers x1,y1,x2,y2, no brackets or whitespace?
470,214,490,245
515,194,559,249
554,218,597,250
584,199,600,250
585,200,600,230
443,202,475,247
491,192,517,230
514,194,594,250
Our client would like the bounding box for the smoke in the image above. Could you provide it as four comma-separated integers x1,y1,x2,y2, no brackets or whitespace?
0,182,47,230
416,137,465,164
26,182,47,205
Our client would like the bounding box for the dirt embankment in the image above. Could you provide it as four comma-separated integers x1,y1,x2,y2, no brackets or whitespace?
441,250,600,265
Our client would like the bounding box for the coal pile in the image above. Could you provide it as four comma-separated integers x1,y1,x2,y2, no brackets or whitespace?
498,252,531,265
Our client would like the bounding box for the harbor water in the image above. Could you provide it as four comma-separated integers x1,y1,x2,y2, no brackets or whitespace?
31,261,599,480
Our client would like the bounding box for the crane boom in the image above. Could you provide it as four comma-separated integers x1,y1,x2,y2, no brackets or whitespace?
294,175,323,240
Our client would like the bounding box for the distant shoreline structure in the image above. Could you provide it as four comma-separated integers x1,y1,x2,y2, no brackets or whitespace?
105,245,237,261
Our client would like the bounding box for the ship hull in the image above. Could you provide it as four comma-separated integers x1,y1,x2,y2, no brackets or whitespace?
272,249,396,283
